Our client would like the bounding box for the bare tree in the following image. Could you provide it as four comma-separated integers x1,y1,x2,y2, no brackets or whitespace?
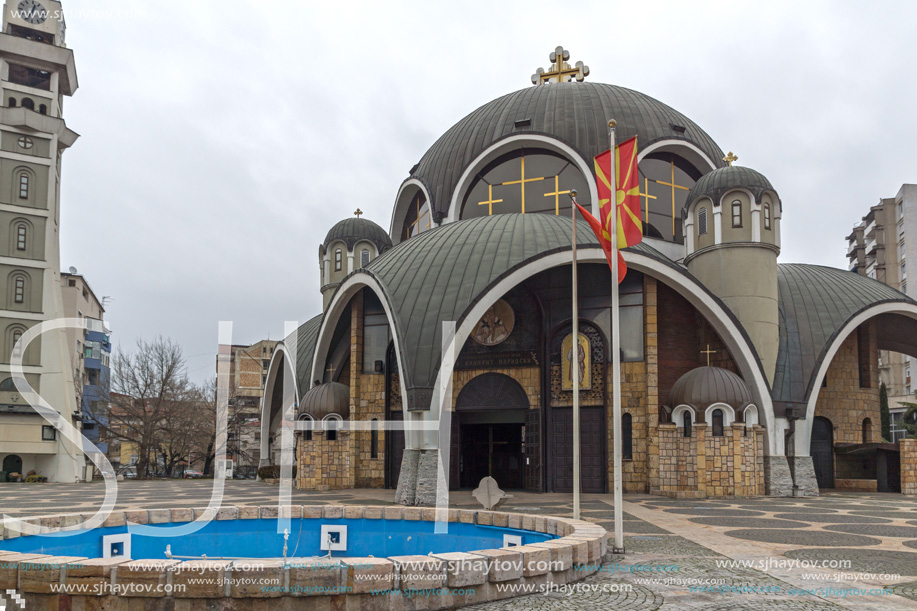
106,337,195,478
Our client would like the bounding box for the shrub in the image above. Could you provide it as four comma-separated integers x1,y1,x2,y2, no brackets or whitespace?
24,474,47,483
257,465,297,480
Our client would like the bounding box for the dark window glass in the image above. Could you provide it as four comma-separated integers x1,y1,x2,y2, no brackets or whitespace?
683,410,692,437
622,413,632,460
732,201,742,228
20,97,34,110
858,326,872,388
8,98,15,107
712,409,724,437
8,64,51,90
38,104,46,115
334,249,342,271
370,419,379,459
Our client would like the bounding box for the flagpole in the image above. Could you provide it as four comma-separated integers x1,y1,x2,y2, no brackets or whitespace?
571,188,581,521
608,119,624,553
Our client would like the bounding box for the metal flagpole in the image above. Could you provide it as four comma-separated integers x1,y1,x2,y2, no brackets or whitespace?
608,119,624,552
571,189,581,521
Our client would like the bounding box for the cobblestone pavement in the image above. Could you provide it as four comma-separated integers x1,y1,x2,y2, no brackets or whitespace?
2,483,917,608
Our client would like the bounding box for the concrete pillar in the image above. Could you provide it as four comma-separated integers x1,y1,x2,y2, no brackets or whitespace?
764,455,793,496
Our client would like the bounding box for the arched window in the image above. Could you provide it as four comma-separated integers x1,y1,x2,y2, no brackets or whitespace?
18,173,29,199
697,207,708,235
862,418,872,444
0,377,15,391
13,276,25,304
712,408,724,437
731,200,742,228
683,410,692,438
20,98,34,111
334,249,342,272
361,249,370,268
764,203,772,230
16,224,27,251
8,98,15,107
370,418,379,458
622,413,632,460
298,413,313,441
38,104,46,115
11,329,23,359
323,414,342,441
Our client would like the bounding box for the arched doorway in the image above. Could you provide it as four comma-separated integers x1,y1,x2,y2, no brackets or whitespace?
453,373,528,489
2,454,22,475
811,416,834,489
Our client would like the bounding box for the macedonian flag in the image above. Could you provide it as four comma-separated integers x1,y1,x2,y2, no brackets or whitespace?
575,136,642,283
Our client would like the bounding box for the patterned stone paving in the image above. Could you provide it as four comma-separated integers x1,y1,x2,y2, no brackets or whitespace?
3,484,917,608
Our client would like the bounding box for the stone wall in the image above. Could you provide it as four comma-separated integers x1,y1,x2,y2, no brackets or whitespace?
814,322,880,445
297,431,354,490
902,439,917,495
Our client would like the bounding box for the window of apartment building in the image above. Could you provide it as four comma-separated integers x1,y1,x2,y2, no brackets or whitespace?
899,202,904,219
16,225,27,250
697,207,708,235
370,419,379,458
13,277,25,303
334,248,342,271
18,173,29,199
8,64,51,90
902,260,907,278
764,203,772,230
731,201,742,228
42,425,56,441
68,279,76,287
11,330,23,358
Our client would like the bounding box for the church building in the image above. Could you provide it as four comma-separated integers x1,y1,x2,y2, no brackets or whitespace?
261,48,917,504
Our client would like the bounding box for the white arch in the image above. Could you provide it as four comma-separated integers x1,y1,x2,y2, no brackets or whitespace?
390,178,434,245
704,402,736,427
445,135,601,222
638,139,718,173
260,342,298,466
671,404,697,426
422,247,777,454
744,404,760,428
795,302,917,456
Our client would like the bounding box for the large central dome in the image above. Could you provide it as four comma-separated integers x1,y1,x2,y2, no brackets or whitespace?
408,82,725,222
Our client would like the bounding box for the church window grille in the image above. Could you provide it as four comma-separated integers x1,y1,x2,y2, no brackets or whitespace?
14,277,25,303
764,203,772,230
20,98,34,111
622,413,632,460
334,249,342,271
712,409,724,437
361,249,370,268
18,173,29,199
16,225,27,251
370,419,379,458
697,207,707,235
683,410,692,437
731,201,742,228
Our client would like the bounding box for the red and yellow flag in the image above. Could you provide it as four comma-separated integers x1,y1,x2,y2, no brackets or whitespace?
576,136,642,283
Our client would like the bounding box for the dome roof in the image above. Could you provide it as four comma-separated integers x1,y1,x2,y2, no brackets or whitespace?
323,217,393,252
667,366,753,411
299,381,350,419
684,165,776,211
409,82,725,221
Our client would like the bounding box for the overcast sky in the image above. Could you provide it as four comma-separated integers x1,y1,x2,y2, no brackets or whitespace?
58,0,917,382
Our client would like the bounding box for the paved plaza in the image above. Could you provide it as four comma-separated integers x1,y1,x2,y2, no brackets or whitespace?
3,481,917,609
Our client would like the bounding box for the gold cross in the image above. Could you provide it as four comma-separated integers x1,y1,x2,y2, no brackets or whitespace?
354,208,363,218
500,157,545,213
655,161,690,238
639,177,656,234
701,344,716,367
544,175,570,214
478,184,503,215
326,363,335,379
723,152,738,166
408,196,429,233
531,46,590,85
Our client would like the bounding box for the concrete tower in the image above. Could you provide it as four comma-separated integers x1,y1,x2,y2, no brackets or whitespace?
683,163,782,383
319,211,392,310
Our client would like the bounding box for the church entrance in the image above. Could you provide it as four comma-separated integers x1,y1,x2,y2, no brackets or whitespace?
452,373,528,490
550,407,606,493
811,416,835,489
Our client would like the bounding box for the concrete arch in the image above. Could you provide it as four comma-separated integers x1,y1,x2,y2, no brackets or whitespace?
638,139,719,174
795,302,917,456
390,179,434,245
260,343,298,467
422,247,777,454
444,134,601,222
672,404,697,425
705,402,736,427
744,405,760,427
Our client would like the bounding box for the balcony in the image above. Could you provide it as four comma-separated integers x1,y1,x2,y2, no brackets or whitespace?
865,219,878,238
865,237,878,254
84,318,111,334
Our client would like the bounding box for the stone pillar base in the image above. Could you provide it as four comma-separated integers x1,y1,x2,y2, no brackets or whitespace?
764,456,793,497
787,456,819,496
394,449,446,507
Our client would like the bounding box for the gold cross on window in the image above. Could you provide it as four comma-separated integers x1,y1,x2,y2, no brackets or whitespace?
655,161,690,238
477,184,503,216
544,175,571,215
639,177,656,235
500,157,545,213
409,196,429,233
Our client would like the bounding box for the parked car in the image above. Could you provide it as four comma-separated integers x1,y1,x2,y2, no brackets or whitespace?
117,466,137,479
183,470,204,479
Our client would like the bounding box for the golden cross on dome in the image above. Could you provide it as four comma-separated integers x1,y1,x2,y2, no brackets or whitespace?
723,152,738,166
354,208,363,218
326,363,336,379
701,344,717,367
544,175,571,215
531,46,590,85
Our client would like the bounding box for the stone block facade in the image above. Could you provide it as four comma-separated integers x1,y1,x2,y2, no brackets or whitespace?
902,439,917,495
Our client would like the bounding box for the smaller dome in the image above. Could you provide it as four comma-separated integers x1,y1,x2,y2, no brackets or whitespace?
667,366,753,411
323,217,393,252
684,165,775,212
300,382,350,419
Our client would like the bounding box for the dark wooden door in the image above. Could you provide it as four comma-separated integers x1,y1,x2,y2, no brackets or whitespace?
810,416,834,489
2,454,22,474
524,409,542,491
385,409,404,489
551,407,605,493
